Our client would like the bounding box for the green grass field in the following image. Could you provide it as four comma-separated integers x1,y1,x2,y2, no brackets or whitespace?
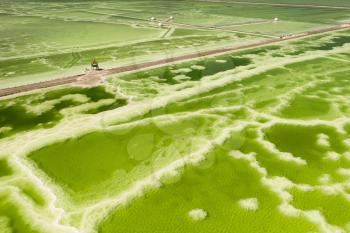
1,1,350,233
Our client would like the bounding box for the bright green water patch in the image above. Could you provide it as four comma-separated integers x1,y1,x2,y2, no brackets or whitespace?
312,35,350,51
99,148,318,233
231,124,348,185
0,159,12,177
1,15,350,232
311,70,350,102
265,123,348,163
0,104,60,137
290,188,350,228
6,179,47,207
29,114,227,203
239,45,281,55
0,86,126,138
285,56,349,76
0,193,40,233
277,62,350,119
110,53,251,100
286,32,350,56
118,55,251,84
264,123,350,184
141,65,314,119
35,86,115,103
20,184,46,207
238,126,320,184
83,99,127,114
279,95,331,119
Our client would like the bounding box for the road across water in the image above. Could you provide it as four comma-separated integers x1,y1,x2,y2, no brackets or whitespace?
0,24,349,98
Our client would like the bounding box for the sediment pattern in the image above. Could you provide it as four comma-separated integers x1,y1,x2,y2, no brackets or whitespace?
0,30,350,233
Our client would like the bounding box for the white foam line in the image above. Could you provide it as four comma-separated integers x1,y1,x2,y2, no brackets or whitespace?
269,79,330,114
0,42,348,233
255,123,307,165
105,107,225,135
0,187,79,233
229,150,267,175
9,152,80,232
1,43,348,157
229,149,344,233
165,87,245,109
101,46,350,127
80,124,247,233
4,110,231,231
261,117,349,135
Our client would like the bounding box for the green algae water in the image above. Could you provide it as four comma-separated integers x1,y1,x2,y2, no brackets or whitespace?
1,1,350,233
20,47,350,232
99,147,319,233
0,86,127,138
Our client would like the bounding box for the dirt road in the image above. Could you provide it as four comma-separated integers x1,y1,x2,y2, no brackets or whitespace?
0,24,349,98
